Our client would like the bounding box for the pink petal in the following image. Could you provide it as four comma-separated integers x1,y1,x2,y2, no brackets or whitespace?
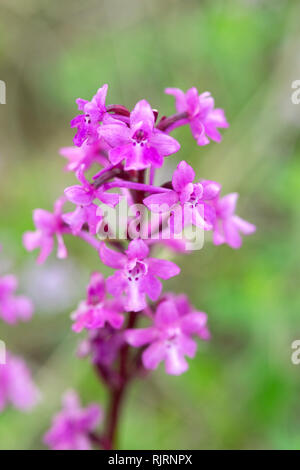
109,144,133,166
56,233,67,259
130,99,154,134
85,204,102,235
106,271,126,297
125,327,157,347
179,182,194,204
141,274,162,301
76,98,88,111
204,123,222,143
0,275,17,296
143,146,164,168
198,92,215,113
83,403,103,429
150,130,180,156
142,341,166,370
190,119,209,146
201,180,221,200
100,122,130,147
165,346,188,375
8,356,39,410
14,296,34,322
144,191,178,213
186,87,200,116
223,219,242,249
206,107,229,128
232,215,256,235
180,312,208,336
99,243,127,269
191,205,208,230
218,193,238,218
63,207,86,234
75,164,90,187
148,258,180,280
124,278,147,312
85,84,108,116
106,310,124,329
173,294,191,316
178,334,198,358
33,209,55,232
37,236,54,264
155,300,179,327
23,231,42,251
126,239,149,260
64,185,92,206
165,88,187,113
97,190,120,207
172,161,195,192
213,220,225,246
169,204,185,234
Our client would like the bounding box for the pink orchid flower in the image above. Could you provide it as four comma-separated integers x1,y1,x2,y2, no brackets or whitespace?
63,165,119,235
23,197,67,264
71,272,124,332
71,84,108,147
99,99,180,170
59,140,109,173
212,193,256,249
0,352,39,411
165,87,229,145
99,239,180,312
0,274,33,324
144,160,220,232
125,295,210,375
44,390,102,450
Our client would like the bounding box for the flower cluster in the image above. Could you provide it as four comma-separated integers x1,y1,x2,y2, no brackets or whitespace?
44,390,102,450
0,274,33,324
24,84,256,449
0,246,39,414
125,294,210,375
0,352,39,412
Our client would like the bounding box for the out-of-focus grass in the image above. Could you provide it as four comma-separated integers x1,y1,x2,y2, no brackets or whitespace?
0,0,300,449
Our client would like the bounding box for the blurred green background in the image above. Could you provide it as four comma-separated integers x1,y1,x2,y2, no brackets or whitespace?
1,0,300,450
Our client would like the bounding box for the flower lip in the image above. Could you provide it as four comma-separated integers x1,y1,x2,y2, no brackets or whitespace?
132,128,148,144
126,259,148,282
187,183,204,206
165,326,181,342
